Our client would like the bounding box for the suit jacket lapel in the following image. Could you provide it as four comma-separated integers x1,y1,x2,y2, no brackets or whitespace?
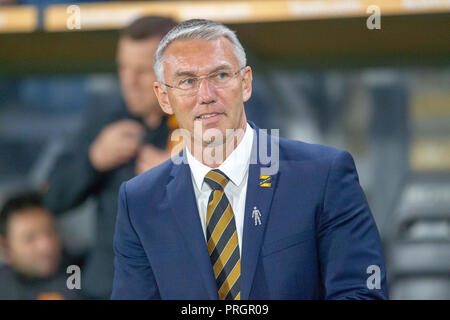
166,153,218,299
241,124,279,300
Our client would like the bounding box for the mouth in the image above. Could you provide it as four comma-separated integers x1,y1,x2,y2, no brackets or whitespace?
195,112,224,124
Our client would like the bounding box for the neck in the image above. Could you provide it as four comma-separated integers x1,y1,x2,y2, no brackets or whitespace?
142,110,163,129
188,122,247,168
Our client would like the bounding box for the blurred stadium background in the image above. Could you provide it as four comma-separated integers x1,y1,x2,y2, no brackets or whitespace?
0,0,449,299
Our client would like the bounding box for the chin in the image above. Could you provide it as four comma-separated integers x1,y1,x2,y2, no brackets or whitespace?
36,256,60,275
36,265,59,278
127,104,148,116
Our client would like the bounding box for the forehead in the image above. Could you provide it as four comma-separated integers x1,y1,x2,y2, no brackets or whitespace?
7,208,53,234
162,37,239,76
117,36,161,62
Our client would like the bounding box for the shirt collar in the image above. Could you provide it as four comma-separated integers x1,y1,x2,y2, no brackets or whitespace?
186,122,254,190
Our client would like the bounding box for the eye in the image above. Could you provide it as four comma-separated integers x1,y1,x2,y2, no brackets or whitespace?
179,78,196,86
216,72,230,79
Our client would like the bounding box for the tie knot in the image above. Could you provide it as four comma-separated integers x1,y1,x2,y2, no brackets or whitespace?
204,169,230,190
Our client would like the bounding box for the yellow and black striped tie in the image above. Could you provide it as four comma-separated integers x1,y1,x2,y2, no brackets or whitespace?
204,169,241,300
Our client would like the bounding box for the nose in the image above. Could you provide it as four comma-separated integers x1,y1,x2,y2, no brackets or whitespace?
197,77,216,104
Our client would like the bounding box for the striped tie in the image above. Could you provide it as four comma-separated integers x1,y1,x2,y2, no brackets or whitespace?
204,169,241,300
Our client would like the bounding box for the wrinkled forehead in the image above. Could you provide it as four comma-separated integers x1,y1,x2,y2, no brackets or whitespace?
162,37,240,78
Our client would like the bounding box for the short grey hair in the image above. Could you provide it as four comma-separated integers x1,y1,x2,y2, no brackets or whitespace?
153,19,247,83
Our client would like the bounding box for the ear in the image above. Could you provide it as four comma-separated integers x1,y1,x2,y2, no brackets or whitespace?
241,66,253,103
153,82,174,115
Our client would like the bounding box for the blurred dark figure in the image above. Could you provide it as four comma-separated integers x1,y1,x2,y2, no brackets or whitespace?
41,16,178,299
0,0,16,5
0,191,82,300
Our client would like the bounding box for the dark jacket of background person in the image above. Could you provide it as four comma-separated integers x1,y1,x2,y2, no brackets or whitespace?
42,102,171,299
0,258,83,300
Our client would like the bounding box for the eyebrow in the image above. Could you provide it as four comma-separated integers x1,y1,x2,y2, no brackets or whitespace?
173,64,234,78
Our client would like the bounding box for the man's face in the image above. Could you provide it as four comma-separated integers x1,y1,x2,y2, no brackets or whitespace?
2,208,61,278
154,37,252,146
117,36,162,118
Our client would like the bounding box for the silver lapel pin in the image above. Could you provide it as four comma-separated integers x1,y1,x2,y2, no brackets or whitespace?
252,206,262,226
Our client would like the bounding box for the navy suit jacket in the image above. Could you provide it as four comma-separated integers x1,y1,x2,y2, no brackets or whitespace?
111,122,388,299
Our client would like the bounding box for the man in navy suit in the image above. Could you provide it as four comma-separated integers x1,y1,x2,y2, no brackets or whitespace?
111,19,388,300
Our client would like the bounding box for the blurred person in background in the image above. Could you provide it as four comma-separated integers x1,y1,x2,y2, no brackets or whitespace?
0,191,83,299
41,16,178,299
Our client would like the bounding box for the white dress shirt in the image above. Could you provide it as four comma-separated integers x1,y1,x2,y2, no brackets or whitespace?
186,122,254,255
